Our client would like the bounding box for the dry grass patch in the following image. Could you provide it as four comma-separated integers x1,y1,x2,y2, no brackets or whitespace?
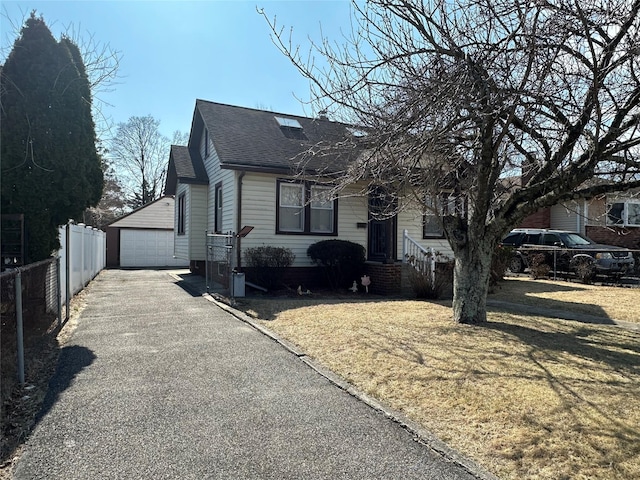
491,277,640,323
239,295,640,480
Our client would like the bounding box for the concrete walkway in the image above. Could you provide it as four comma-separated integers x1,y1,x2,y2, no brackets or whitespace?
14,270,489,480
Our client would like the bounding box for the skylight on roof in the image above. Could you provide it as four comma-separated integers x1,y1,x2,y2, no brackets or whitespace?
275,116,303,129
347,127,368,137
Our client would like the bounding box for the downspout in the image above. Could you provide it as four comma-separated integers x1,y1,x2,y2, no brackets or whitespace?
236,171,246,270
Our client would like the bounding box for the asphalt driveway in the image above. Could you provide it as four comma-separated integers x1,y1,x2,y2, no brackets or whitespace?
14,269,488,479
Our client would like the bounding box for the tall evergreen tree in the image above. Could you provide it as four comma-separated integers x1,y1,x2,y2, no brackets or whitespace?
1,13,103,262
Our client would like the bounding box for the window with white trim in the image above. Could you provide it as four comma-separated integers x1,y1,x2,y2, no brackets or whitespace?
607,201,640,227
277,180,337,235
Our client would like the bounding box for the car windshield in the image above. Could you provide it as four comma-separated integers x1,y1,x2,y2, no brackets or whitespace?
559,232,593,246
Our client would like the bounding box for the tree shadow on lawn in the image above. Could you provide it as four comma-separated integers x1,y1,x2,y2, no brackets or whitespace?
489,278,620,325
485,319,640,369
497,276,591,294
487,299,618,326
358,316,640,471
483,318,640,459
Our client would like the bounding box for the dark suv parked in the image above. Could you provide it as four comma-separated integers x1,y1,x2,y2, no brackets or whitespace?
502,229,635,279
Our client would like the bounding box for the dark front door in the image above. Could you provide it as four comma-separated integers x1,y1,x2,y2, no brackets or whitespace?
368,192,397,262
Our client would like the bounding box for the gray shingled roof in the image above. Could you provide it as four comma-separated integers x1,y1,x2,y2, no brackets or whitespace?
164,145,208,195
196,100,359,175
170,145,208,183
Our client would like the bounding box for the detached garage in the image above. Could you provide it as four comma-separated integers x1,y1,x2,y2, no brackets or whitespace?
106,196,189,268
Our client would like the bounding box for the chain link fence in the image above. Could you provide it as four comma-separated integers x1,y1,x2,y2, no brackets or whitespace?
205,232,235,293
1,258,60,431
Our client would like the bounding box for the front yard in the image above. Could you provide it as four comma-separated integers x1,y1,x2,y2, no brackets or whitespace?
238,278,640,480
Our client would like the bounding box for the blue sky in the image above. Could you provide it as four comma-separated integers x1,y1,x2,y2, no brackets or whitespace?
1,0,353,139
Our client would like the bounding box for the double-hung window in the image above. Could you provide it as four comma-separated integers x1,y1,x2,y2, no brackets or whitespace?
310,185,334,233
279,183,305,232
423,192,465,238
423,195,444,238
277,180,337,235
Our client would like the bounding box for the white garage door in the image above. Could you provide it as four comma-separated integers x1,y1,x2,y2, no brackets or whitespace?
120,229,188,267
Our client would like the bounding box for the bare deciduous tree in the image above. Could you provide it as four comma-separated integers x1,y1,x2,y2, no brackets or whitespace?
82,157,127,228
109,115,171,209
264,0,640,324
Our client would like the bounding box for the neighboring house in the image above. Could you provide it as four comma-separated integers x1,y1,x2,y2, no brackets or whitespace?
105,195,189,268
519,191,640,250
585,193,640,249
164,100,452,294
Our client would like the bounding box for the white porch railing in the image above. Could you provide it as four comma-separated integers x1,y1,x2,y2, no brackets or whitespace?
402,229,438,278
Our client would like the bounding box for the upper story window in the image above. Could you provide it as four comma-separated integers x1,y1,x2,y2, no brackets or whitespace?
277,180,337,235
607,201,640,227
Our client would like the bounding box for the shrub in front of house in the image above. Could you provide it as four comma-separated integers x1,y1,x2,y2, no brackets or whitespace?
244,246,295,290
307,239,366,290
491,245,514,286
409,260,454,299
529,253,551,279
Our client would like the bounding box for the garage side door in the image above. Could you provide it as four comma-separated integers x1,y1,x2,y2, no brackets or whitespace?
120,229,189,267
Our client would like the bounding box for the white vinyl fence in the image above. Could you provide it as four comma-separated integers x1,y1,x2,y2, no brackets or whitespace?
58,222,106,309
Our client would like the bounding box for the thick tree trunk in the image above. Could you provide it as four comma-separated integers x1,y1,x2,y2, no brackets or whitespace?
451,238,494,324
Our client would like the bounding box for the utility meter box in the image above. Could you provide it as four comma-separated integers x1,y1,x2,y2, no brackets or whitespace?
231,271,245,297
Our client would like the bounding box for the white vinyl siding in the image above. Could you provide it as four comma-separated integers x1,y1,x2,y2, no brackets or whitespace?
204,147,235,234
336,185,368,251
173,183,208,261
173,184,190,260
110,196,176,230
551,202,582,233
189,185,208,260
240,173,367,267
397,200,453,259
